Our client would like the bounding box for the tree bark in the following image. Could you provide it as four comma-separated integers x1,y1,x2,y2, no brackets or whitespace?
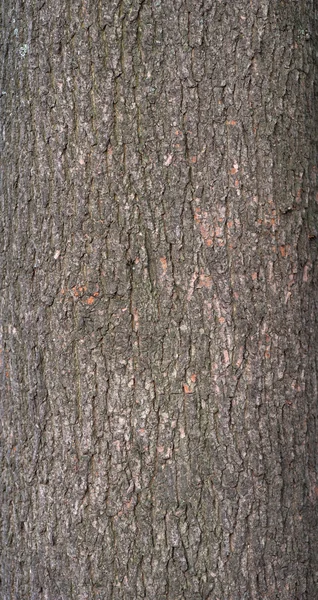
0,1,317,598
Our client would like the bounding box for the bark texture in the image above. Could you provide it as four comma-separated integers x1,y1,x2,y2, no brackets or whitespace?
1,1,317,599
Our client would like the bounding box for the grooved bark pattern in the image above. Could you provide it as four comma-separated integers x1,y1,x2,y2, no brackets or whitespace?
0,1,317,599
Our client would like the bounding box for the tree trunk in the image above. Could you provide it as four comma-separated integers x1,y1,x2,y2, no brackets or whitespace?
1,1,317,598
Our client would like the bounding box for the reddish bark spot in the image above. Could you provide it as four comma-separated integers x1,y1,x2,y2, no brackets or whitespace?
204,301,213,320
200,223,211,240
234,179,239,188
285,291,291,304
71,284,87,298
190,156,197,163
280,246,286,257
230,162,239,175
194,207,201,222
124,498,134,511
264,351,271,359
183,383,192,394
160,257,167,274
226,120,237,126
198,274,213,289
187,270,198,301
179,426,186,439
236,346,244,368
194,206,214,247
223,350,230,364
190,374,197,383
303,264,311,282
132,308,139,331
86,296,95,305
251,272,258,281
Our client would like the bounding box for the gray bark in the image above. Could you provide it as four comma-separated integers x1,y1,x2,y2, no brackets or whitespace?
0,1,317,598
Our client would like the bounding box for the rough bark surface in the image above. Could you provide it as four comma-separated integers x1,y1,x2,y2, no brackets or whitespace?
0,1,317,599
